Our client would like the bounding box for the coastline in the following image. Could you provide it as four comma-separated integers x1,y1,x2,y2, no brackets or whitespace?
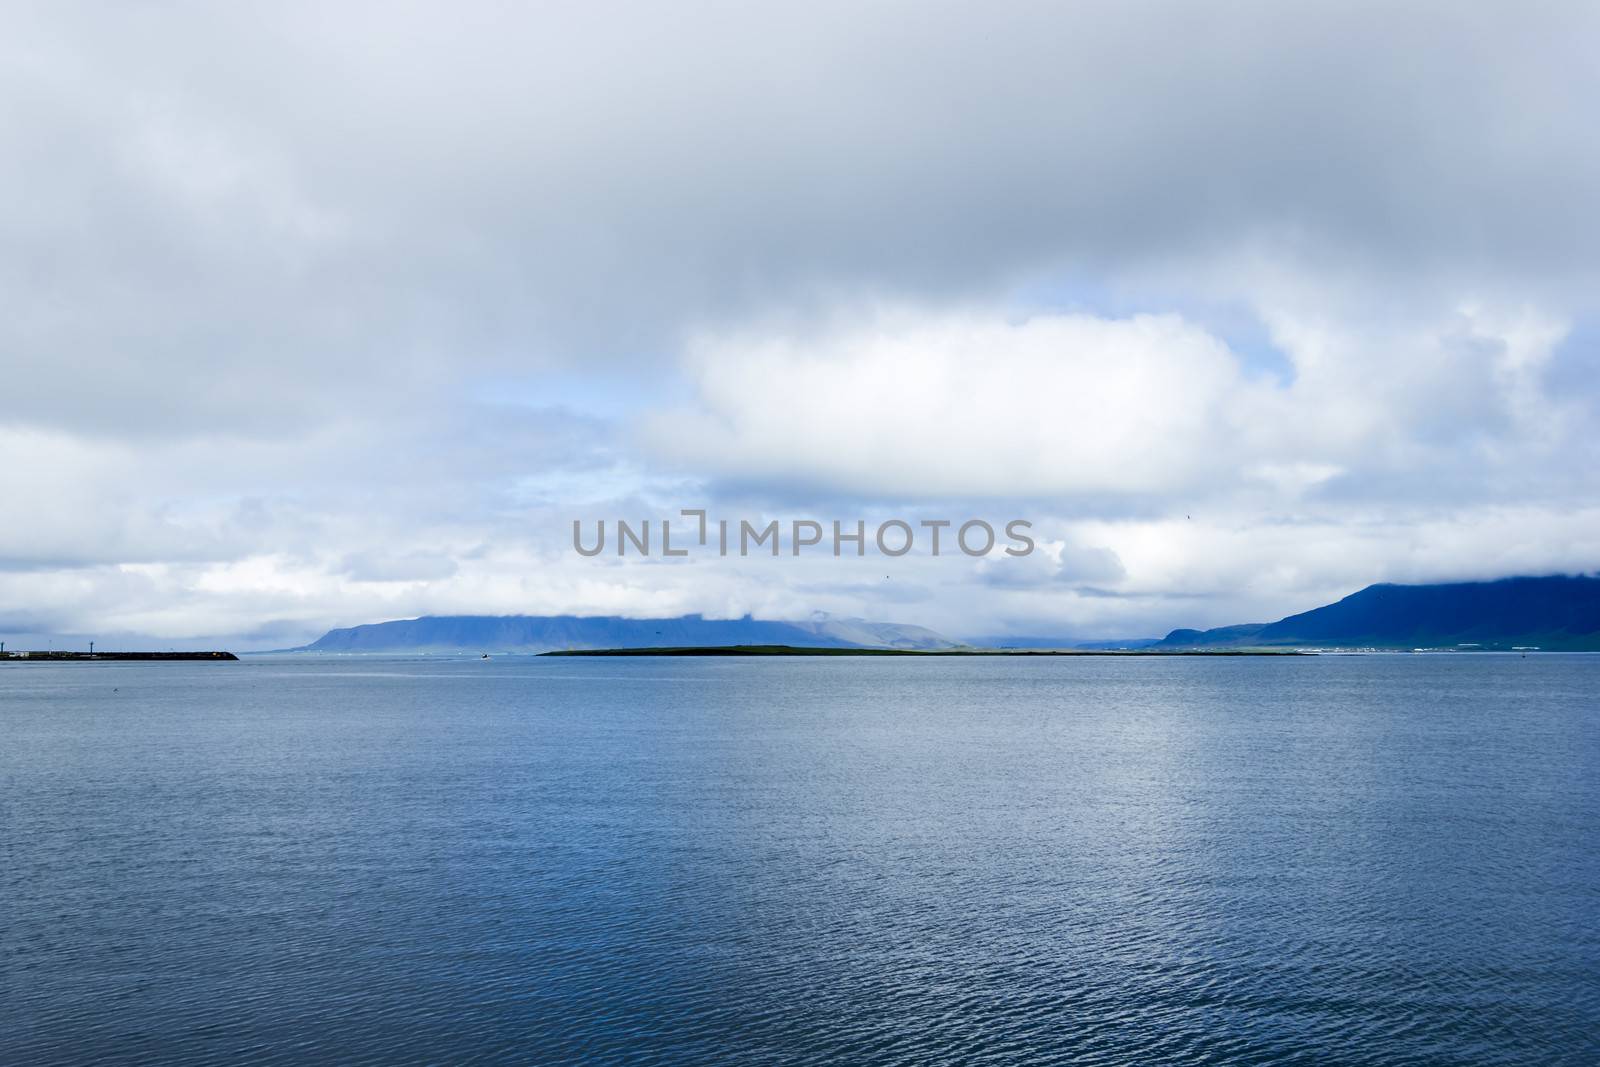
541,645,1309,657
0,651,238,662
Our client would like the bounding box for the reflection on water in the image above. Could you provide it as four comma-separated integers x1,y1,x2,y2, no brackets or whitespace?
3,654,1597,1064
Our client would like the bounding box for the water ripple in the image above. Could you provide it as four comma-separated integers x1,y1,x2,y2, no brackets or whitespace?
2,654,1597,1064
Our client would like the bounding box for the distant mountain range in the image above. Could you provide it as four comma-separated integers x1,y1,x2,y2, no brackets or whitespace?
961,635,1161,651
1156,575,1600,650
273,575,1600,655
284,614,959,653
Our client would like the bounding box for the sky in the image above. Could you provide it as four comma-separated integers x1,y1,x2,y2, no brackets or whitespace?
3,0,1600,649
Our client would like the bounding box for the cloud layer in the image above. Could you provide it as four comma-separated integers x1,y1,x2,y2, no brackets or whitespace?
3,2,1599,645
658,295,1594,507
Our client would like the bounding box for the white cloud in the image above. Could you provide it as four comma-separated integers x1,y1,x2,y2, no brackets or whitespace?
651,295,1592,509
651,309,1266,497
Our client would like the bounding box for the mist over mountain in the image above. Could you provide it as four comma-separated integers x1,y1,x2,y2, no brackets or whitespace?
285,614,958,653
959,635,1162,650
1157,575,1600,650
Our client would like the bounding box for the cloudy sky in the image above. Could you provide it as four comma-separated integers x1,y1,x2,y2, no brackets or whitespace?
4,1,1599,648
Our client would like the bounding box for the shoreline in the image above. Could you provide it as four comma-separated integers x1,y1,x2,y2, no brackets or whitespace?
540,645,1308,657
0,651,238,662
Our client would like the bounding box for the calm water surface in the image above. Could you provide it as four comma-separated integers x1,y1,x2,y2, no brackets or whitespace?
3,654,1597,1065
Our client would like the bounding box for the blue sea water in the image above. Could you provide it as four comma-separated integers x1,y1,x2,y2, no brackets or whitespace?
2,654,1597,1065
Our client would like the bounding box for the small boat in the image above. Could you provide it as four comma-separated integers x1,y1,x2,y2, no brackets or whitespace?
481,653,490,660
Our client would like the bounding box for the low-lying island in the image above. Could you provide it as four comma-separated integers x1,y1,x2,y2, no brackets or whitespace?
542,645,1306,657
0,651,238,661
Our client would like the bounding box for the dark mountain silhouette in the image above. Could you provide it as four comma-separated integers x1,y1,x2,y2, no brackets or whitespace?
1157,623,1269,647
1155,575,1600,650
283,614,957,653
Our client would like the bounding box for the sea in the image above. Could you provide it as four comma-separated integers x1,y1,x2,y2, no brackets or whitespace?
3,653,1597,1065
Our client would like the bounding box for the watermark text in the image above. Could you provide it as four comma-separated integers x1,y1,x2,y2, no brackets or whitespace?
572,510,1034,558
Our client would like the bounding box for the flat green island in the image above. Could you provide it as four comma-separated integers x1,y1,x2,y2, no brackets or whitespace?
541,645,1307,657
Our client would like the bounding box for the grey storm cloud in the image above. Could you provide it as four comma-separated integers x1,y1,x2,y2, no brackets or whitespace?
5,2,1600,435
